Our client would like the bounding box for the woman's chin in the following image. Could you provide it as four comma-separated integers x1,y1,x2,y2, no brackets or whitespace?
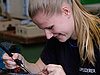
58,39,67,42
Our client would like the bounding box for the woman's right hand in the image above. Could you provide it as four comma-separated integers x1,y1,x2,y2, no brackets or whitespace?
2,53,21,69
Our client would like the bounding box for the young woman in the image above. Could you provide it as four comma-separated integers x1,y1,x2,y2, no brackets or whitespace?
3,0,100,75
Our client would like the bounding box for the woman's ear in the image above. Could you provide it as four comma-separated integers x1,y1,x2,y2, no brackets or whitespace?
62,6,70,16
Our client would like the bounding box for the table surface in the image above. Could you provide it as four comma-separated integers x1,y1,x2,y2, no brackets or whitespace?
0,31,46,44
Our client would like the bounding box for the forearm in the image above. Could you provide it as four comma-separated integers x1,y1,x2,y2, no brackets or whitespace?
22,57,40,74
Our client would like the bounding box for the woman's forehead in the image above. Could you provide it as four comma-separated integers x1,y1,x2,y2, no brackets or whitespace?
32,15,50,27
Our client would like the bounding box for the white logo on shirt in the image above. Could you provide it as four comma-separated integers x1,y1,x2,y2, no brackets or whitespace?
79,67,96,73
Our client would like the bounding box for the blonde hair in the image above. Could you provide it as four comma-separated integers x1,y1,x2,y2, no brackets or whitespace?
29,0,68,17
71,0,100,66
29,0,100,66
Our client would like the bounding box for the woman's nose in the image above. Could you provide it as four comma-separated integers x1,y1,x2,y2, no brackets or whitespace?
44,30,53,39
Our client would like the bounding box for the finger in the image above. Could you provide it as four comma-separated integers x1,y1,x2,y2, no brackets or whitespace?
5,64,17,69
4,61,19,69
48,71,55,75
38,72,46,75
47,64,62,71
42,69,49,75
48,64,62,67
3,59,17,68
2,53,13,60
4,60,16,65
12,53,19,60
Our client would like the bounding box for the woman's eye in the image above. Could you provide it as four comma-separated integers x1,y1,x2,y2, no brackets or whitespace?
47,26,53,29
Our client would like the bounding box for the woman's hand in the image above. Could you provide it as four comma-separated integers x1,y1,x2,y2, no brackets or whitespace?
2,53,21,69
43,64,66,75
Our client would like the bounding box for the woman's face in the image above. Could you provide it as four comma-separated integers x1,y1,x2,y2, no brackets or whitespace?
32,11,77,42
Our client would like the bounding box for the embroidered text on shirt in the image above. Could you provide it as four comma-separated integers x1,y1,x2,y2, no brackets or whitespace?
79,67,96,73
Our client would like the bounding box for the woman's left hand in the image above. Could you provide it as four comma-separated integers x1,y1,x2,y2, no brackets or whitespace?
43,64,66,75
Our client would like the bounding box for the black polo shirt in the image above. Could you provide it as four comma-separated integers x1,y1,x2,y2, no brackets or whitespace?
40,37,100,75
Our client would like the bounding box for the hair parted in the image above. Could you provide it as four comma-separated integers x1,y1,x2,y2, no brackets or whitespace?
28,0,100,66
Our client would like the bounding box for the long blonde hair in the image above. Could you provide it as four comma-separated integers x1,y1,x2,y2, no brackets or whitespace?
71,0,100,66
28,0,100,66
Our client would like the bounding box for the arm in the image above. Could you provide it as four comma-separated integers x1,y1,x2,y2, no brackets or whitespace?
23,58,46,74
